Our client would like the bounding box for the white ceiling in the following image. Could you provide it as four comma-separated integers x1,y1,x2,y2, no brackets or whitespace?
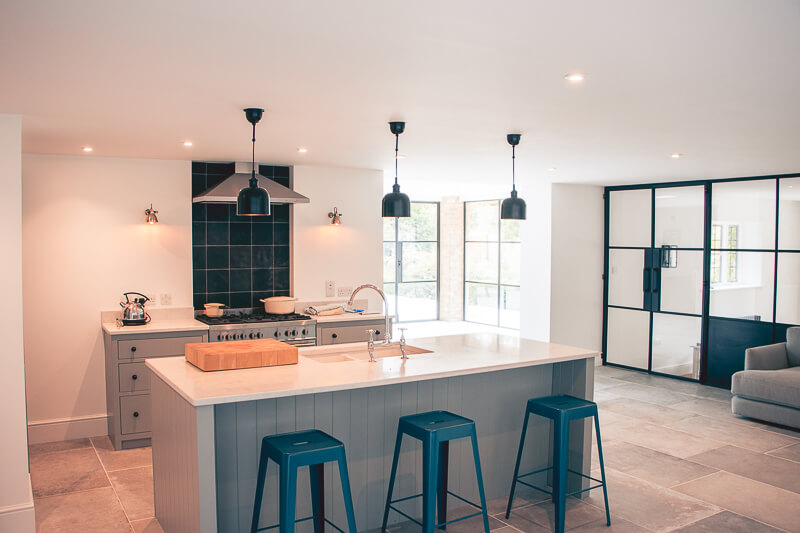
1,0,799,191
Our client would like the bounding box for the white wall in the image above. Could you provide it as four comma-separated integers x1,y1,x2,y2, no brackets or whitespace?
0,115,35,531
22,154,192,442
292,165,384,313
519,180,553,341
548,184,604,354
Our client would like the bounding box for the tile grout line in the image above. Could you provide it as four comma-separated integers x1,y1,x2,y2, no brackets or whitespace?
91,437,137,531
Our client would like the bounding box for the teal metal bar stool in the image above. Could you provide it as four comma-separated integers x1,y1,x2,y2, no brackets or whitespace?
251,429,357,533
381,410,490,533
505,395,610,533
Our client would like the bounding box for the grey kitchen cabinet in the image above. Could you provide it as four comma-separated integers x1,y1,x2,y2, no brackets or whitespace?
103,329,206,449
316,317,392,345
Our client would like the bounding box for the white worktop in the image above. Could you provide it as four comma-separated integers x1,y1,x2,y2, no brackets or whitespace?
101,307,209,336
146,333,597,407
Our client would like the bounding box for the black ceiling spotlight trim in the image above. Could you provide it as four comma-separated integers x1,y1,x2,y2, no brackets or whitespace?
501,133,527,220
382,121,411,218
236,107,271,216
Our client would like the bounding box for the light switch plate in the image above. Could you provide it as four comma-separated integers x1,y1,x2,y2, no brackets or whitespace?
325,280,335,297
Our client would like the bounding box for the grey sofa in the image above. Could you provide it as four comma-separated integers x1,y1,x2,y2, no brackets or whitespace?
731,327,800,429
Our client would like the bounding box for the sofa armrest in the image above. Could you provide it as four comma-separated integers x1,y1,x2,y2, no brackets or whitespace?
745,343,789,370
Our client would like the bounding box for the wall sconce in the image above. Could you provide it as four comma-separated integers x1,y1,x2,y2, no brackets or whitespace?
328,207,343,225
145,204,159,224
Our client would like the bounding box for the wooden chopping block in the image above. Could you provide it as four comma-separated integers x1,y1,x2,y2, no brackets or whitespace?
185,339,298,371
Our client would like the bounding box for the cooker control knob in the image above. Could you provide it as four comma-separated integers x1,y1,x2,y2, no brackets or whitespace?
249,332,254,339
291,329,297,336
274,331,279,338
284,330,289,336
301,329,307,335
217,334,222,341
225,334,230,340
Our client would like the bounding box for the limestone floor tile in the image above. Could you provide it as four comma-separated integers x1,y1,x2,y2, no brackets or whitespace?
92,436,153,472
674,471,800,533
485,485,549,515
568,515,648,532
594,388,624,404
670,397,734,418
599,441,717,488
596,367,645,380
600,397,698,426
503,498,607,532
584,469,719,532
595,409,636,428
30,447,110,497
670,510,785,532
601,422,724,459
666,415,799,453
35,486,132,533
609,372,732,403
108,466,155,521
687,445,800,494
594,376,629,391
768,442,800,463
431,504,509,532
29,437,92,457
130,518,165,533
600,382,691,406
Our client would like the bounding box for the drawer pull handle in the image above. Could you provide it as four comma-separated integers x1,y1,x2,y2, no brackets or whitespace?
331,333,338,339
131,374,138,380
131,346,137,352
133,411,139,418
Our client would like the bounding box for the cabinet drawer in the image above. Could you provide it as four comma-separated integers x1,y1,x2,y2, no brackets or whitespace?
119,363,149,393
120,395,151,435
119,335,204,359
318,324,386,345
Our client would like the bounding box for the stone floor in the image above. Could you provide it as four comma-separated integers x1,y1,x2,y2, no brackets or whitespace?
29,365,800,532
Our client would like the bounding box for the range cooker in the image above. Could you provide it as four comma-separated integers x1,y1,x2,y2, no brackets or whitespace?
195,309,317,346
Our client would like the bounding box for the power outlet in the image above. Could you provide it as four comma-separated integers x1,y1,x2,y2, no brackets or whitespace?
325,280,335,298
160,293,173,306
337,286,353,298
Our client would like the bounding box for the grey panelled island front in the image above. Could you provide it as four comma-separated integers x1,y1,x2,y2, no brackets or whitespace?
146,333,598,533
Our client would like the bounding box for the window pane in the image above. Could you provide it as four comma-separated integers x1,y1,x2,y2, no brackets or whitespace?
383,217,396,242
776,252,800,325
465,282,498,325
465,201,499,242
398,282,437,321
465,242,498,283
608,248,645,309
712,180,775,250
501,219,521,242
655,186,705,248
401,242,437,282
709,251,774,321
660,250,704,315
606,307,650,369
652,314,702,379
383,243,396,283
500,243,520,285
609,189,652,247
398,203,438,241
779,177,800,250
499,286,520,329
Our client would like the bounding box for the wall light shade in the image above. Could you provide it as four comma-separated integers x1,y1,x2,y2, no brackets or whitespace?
145,204,159,224
501,133,526,220
382,121,411,218
328,207,343,225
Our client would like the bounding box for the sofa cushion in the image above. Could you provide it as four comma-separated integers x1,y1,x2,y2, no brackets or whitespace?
731,367,800,409
787,327,800,367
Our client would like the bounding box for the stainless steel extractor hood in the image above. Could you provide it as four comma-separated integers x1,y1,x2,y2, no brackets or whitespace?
192,162,310,204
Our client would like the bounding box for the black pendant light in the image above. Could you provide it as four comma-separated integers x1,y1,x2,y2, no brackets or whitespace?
236,107,270,216
501,133,526,220
382,121,411,218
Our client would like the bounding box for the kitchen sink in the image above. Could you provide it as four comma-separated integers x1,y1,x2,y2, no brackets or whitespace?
302,343,432,363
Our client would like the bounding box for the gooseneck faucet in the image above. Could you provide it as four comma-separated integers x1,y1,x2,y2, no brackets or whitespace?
348,284,391,344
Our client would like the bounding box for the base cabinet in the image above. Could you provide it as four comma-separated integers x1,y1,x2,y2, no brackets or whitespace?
317,318,392,345
103,329,206,449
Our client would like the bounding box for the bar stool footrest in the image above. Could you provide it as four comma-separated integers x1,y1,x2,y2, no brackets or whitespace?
514,466,607,498
256,516,347,533
387,490,485,529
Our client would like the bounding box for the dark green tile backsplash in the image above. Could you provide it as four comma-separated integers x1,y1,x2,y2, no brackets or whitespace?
192,162,291,310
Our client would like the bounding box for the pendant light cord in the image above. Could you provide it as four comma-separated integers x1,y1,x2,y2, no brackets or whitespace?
512,144,516,192
394,133,399,185
251,122,256,178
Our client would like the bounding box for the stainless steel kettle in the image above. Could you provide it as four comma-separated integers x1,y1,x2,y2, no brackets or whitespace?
120,292,151,325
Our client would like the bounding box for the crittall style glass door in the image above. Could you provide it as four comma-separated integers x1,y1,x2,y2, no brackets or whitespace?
604,174,800,387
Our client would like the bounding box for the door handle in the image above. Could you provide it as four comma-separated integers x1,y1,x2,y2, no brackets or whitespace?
652,268,660,293
643,268,651,292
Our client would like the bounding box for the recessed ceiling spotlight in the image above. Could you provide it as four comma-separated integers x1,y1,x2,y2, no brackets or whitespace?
297,147,307,153
671,153,681,158
183,140,193,147
548,167,557,171
564,73,585,82
82,146,93,153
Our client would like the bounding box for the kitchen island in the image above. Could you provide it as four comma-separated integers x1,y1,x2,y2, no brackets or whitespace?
146,333,598,533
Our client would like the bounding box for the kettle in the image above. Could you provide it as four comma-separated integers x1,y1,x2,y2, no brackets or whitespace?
119,292,151,326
